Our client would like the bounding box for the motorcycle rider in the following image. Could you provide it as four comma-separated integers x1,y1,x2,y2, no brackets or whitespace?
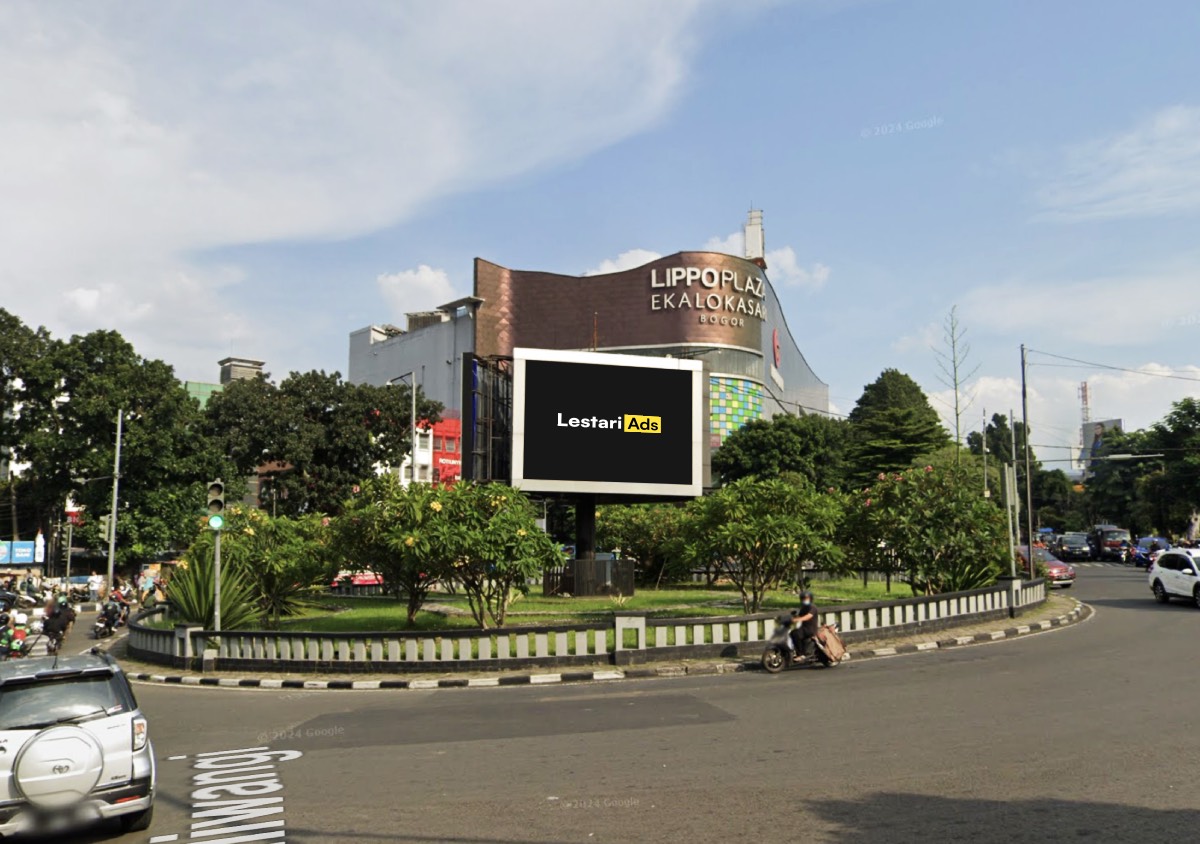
42,598,71,654
0,612,13,659
8,613,29,657
790,590,820,661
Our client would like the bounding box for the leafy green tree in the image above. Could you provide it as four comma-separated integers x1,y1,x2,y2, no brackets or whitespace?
332,475,453,625
595,504,689,587
1147,398,1200,536
847,369,950,487
185,506,329,628
845,464,1008,595
436,483,564,628
205,371,441,516
7,323,232,565
712,412,850,489
1085,427,1158,534
682,476,844,612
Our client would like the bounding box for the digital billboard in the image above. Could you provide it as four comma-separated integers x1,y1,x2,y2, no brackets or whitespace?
511,348,703,497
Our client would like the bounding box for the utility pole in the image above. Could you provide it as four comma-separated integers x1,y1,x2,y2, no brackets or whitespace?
1019,347,1035,578
65,520,74,586
106,410,123,595
981,407,988,498
1008,409,1019,578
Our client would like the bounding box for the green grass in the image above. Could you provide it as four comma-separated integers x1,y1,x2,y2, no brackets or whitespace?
273,578,912,633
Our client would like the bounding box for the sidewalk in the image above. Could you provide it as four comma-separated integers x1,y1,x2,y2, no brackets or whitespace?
114,593,1088,692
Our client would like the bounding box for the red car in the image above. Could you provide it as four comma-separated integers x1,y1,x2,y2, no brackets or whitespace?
1018,546,1076,588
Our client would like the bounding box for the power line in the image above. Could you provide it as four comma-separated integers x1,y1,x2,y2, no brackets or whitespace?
1027,349,1200,384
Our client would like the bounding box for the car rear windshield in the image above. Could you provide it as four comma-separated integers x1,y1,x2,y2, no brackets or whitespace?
1063,534,1087,542
1103,530,1131,541
0,674,130,731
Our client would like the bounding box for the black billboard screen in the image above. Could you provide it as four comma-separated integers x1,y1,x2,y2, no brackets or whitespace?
512,349,702,497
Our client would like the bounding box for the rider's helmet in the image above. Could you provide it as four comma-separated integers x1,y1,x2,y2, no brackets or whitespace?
0,612,9,626
799,590,814,603
57,594,69,606
13,613,27,627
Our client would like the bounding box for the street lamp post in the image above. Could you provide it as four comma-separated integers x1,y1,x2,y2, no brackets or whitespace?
389,372,418,484
106,410,123,596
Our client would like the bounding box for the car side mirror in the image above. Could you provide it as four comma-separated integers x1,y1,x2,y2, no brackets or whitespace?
1185,569,1198,577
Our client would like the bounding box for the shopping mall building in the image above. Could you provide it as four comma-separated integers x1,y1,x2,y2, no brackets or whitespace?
348,212,828,485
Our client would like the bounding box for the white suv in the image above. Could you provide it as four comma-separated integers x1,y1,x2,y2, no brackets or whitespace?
1148,549,1200,608
0,651,155,837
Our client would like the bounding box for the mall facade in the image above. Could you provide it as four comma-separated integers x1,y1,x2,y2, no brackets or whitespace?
348,212,828,482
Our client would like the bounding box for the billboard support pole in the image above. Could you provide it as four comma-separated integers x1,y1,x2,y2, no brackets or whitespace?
575,494,596,562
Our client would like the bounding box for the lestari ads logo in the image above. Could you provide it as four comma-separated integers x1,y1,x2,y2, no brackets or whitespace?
523,360,693,486
555,413,662,433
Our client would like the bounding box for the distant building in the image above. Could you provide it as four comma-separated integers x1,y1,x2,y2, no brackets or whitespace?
219,357,265,385
348,211,829,468
184,381,222,409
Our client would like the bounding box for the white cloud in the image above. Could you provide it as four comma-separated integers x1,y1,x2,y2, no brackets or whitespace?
703,230,830,289
583,249,662,276
0,0,723,378
377,266,459,320
766,246,831,290
1036,105,1200,222
892,321,940,354
703,232,743,254
958,263,1200,348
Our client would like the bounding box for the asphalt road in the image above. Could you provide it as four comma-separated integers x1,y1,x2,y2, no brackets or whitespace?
51,564,1200,843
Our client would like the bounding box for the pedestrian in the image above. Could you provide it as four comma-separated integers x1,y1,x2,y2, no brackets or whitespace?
88,571,103,603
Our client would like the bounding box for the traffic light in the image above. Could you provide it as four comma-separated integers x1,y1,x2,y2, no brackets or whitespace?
206,479,225,531
98,514,111,541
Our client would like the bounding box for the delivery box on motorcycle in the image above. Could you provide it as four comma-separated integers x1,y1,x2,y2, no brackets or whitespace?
816,625,846,663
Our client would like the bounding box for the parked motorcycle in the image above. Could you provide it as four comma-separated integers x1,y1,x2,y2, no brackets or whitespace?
761,614,847,674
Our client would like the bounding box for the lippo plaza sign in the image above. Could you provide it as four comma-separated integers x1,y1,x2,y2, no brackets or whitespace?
649,265,767,325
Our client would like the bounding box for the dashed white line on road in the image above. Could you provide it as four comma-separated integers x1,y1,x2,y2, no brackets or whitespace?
149,836,179,843
167,755,189,761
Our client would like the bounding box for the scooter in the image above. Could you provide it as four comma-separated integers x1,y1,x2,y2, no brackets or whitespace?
92,614,117,639
761,613,847,674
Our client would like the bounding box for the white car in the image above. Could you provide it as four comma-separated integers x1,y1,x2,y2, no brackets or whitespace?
0,651,155,837
1148,549,1200,608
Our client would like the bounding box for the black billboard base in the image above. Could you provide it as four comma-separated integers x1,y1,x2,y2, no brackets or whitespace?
574,493,597,562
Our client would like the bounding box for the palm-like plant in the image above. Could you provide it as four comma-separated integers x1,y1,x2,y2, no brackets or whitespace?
168,549,262,630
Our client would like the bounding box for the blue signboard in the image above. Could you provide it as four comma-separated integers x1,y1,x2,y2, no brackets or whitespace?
11,542,35,565
0,542,9,565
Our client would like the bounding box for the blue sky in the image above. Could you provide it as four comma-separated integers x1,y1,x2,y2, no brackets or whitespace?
4,0,1199,463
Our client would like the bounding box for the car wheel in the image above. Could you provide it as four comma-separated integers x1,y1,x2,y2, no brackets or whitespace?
1194,587,1200,610
1153,581,1169,604
120,805,154,833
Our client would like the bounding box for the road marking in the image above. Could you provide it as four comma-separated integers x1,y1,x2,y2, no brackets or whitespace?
168,755,189,761
154,745,304,844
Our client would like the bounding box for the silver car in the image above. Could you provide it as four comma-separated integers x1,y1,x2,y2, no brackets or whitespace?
0,651,155,837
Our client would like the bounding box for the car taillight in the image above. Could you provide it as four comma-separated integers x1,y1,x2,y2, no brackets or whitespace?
132,716,148,751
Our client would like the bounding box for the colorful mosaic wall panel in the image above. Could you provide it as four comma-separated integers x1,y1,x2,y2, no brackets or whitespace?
710,376,763,445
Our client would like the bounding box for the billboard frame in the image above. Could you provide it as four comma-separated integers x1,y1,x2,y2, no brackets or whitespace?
511,347,704,498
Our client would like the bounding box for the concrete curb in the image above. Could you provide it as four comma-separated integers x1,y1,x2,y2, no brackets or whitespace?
123,600,1091,692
